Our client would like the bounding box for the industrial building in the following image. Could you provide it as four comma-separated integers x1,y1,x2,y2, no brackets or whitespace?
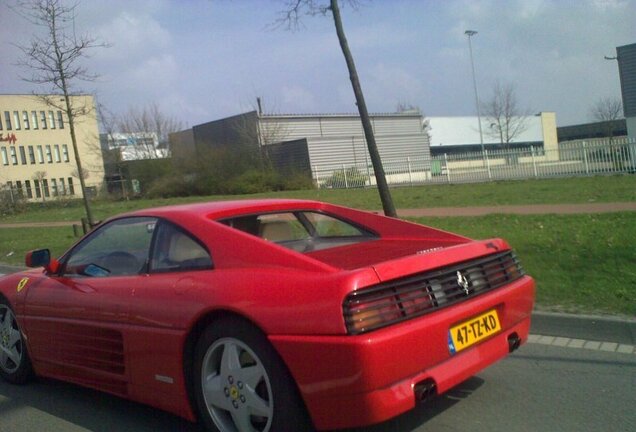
617,42,636,141
427,112,558,156
171,110,431,182
0,94,104,201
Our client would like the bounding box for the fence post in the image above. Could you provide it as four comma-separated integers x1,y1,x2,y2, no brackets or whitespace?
313,165,319,186
444,153,451,184
407,157,413,186
630,141,636,172
582,142,589,174
342,164,348,189
485,150,492,179
531,146,538,177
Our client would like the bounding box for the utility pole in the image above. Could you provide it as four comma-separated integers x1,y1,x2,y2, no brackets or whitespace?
465,30,484,153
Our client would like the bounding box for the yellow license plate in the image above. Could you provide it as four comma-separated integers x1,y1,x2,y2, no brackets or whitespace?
448,309,501,354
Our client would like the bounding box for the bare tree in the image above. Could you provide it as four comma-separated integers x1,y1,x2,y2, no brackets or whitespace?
14,0,108,226
96,103,129,199
115,103,184,159
32,170,47,202
482,82,529,149
590,97,624,141
229,112,290,171
275,0,397,217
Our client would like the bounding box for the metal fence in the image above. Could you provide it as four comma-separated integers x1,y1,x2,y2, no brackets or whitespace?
313,138,636,189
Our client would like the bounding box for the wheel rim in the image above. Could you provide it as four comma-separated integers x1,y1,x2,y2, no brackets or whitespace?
201,337,274,432
0,305,24,374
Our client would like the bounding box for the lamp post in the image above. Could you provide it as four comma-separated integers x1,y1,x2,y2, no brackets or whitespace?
465,30,484,153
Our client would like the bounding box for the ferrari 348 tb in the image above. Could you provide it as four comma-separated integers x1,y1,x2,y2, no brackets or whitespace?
0,199,535,431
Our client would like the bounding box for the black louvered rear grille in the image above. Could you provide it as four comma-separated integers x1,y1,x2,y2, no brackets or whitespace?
343,251,525,334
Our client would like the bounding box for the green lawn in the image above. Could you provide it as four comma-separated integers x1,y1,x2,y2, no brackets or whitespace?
1,174,635,224
409,213,636,317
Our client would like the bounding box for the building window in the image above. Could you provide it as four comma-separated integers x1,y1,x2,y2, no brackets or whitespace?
31,111,38,129
51,178,58,196
45,145,52,163
1,147,7,165
57,111,64,129
0,114,3,130
4,112,11,130
15,181,23,198
19,146,27,165
59,177,66,195
62,144,69,162
23,111,30,130
34,179,41,198
10,147,17,165
37,145,44,163
49,111,56,129
25,180,33,199
67,177,75,195
28,146,35,164
13,111,21,130
54,144,61,162
40,111,47,129
42,179,50,197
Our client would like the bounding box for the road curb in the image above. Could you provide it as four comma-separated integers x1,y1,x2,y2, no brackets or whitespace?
531,311,636,345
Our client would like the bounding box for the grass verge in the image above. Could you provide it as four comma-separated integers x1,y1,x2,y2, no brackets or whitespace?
409,213,636,317
1,174,635,224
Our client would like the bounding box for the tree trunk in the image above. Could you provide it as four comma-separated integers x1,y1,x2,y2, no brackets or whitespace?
329,0,397,217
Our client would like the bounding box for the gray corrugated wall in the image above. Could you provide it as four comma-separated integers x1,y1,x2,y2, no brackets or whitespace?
618,43,636,117
259,114,425,141
306,133,430,171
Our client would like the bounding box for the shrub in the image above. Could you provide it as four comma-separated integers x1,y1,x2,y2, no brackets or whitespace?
322,167,369,189
0,186,27,216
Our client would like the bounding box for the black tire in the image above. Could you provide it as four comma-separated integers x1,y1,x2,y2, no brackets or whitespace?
193,317,313,432
0,299,33,384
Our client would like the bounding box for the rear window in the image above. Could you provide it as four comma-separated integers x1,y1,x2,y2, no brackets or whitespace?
220,211,377,252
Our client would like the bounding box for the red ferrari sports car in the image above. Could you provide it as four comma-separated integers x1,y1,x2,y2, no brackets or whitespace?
0,199,534,431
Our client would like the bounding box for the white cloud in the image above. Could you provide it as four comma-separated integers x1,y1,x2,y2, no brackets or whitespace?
95,12,172,62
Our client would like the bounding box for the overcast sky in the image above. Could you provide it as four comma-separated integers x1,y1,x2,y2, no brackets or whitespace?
1,0,634,128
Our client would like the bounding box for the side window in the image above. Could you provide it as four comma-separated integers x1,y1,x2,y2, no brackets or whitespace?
151,222,212,273
257,213,309,243
304,212,368,238
64,217,157,277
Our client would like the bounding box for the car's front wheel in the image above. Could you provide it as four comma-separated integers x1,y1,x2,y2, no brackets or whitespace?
0,300,33,384
193,317,313,432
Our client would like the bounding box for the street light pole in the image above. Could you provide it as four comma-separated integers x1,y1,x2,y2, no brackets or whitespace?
465,30,484,153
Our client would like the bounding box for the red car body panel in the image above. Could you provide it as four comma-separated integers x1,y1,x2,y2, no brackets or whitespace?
271,277,534,429
0,199,535,430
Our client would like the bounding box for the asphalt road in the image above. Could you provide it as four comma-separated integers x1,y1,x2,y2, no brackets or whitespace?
1,341,634,432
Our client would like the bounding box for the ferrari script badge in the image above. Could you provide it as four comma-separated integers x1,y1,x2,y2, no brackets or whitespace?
456,271,469,295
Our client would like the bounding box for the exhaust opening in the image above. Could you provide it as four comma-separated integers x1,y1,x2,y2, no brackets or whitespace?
507,332,521,353
414,378,437,403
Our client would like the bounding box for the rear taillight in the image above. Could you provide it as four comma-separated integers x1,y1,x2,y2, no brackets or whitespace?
343,251,524,335
399,289,434,315
344,295,402,334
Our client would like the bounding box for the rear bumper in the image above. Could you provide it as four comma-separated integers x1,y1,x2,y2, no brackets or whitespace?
270,275,535,430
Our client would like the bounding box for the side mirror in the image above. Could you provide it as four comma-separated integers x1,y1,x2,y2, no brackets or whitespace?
26,249,50,267
25,249,60,273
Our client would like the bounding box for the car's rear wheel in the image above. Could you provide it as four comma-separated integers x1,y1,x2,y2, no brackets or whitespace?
0,300,33,384
193,317,313,432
